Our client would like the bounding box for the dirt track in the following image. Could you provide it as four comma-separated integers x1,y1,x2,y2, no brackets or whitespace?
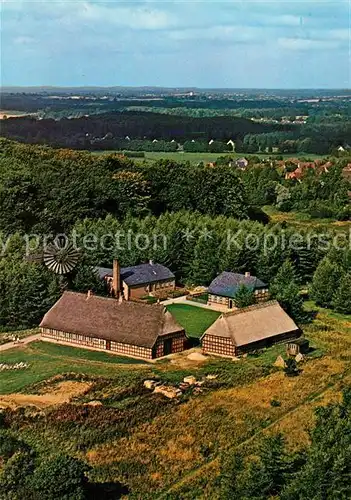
0,333,40,352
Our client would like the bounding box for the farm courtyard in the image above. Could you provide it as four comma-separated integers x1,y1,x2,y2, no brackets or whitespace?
166,303,220,338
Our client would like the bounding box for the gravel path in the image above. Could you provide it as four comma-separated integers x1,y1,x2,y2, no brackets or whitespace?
0,334,41,352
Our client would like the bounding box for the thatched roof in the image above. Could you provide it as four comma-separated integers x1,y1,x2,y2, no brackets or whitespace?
202,301,300,347
40,291,183,348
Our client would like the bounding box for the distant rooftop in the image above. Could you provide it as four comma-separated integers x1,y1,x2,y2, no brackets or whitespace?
96,262,175,286
208,271,267,298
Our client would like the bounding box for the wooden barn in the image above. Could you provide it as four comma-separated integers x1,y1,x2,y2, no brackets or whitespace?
40,291,186,359
202,300,301,357
208,271,269,309
97,260,176,301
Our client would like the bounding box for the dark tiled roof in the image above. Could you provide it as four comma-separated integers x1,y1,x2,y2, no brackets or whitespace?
96,263,175,286
203,300,300,347
96,267,113,280
208,271,267,298
40,291,183,348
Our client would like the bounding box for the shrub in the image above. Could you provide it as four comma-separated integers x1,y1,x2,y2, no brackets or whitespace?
270,399,282,407
284,358,299,377
0,431,31,460
168,288,189,299
336,205,351,221
29,455,90,500
140,295,158,304
332,273,351,314
122,151,145,158
310,257,343,308
234,285,255,308
308,201,337,219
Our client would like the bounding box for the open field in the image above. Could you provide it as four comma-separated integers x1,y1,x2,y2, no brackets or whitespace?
264,205,351,232
92,151,233,163
0,304,349,497
92,150,328,164
166,303,220,338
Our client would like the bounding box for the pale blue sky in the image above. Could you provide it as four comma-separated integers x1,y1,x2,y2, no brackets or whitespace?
1,0,350,88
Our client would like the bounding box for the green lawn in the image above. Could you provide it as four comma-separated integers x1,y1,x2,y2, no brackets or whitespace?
92,151,225,164
0,341,148,394
166,303,220,338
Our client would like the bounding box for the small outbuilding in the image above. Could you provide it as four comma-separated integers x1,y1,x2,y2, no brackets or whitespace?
40,291,186,359
286,338,310,356
201,300,301,357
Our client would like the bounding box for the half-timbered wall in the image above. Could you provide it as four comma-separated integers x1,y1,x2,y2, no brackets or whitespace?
110,340,153,359
254,289,270,302
153,331,186,358
41,328,153,359
203,330,300,358
208,294,229,306
202,334,235,357
41,328,106,349
128,279,176,300
41,328,187,359
208,289,270,307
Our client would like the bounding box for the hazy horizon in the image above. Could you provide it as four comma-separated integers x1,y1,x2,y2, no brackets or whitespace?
1,1,350,89
1,85,350,93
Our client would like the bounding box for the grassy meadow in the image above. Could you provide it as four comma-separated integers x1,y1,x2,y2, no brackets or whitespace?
0,341,148,394
264,205,351,232
166,303,220,338
92,150,328,164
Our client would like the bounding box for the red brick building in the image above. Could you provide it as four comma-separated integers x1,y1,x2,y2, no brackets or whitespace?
97,260,176,301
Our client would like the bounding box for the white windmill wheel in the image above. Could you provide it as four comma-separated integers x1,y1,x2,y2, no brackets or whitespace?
43,238,80,275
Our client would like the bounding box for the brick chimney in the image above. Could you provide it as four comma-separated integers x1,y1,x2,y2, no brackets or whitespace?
149,259,154,265
112,259,121,299
245,271,250,278
87,290,93,300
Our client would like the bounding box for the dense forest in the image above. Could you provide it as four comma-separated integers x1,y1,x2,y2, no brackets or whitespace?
1,91,350,154
0,139,349,235
1,110,349,154
0,111,286,147
0,139,350,329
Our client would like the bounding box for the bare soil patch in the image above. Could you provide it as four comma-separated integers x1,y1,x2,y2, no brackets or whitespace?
0,381,92,409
